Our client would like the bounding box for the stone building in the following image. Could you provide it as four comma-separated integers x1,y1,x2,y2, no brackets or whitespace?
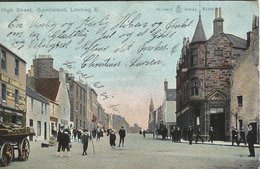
0,43,26,126
162,80,176,131
176,8,248,141
230,16,259,143
26,87,49,141
27,56,71,131
66,74,90,129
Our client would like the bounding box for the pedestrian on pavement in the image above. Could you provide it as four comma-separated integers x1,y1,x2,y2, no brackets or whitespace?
73,128,77,141
118,126,126,147
143,129,146,138
56,127,64,157
77,130,82,143
246,124,255,157
195,128,204,144
187,126,193,145
81,130,90,156
110,130,116,149
239,127,246,145
61,130,71,157
208,126,214,143
231,127,239,146
176,127,181,142
96,126,101,141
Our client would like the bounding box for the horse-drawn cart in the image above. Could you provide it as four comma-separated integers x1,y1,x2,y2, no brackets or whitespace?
0,123,35,167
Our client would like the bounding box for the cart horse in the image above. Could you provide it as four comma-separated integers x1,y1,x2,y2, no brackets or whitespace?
0,123,35,167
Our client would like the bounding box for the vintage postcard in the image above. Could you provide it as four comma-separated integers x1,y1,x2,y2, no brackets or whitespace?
0,1,259,169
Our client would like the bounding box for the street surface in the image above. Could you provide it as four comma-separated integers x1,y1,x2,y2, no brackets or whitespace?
4,133,260,169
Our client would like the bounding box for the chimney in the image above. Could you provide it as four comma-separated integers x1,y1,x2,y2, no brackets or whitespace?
164,80,168,91
213,7,224,34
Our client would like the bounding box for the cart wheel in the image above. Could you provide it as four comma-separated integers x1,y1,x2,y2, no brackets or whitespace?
0,142,13,167
19,138,30,161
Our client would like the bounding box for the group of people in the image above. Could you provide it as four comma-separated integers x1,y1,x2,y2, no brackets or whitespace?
109,126,126,149
56,126,127,156
156,124,256,157
56,127,71,157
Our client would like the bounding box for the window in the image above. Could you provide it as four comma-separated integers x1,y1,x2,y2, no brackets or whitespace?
76,119,78,129
80,120,82,128
2,83,6,101
83,106,86,117
15,59,19,75
84,91,86,102
1,50,6,70
29,119,33,126
80,88,82,100
76,101,78,111
237,96,243,107
37,121,41,136
76,86,78,97
14,89,19,103
190,48,198,67
83,121,85,129
191,79,199,96
80,104,82,114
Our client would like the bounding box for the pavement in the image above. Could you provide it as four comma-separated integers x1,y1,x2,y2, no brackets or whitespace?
3,133,260,169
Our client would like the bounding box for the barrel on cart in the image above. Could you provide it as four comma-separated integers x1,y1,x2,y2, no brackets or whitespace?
0,123,35,167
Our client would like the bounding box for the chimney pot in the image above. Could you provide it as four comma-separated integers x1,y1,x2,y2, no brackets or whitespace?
219,8,222,18
215,8,218,18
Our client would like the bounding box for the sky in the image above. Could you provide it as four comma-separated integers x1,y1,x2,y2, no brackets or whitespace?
0,1,258,129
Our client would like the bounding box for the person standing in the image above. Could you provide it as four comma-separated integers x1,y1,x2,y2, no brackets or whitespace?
246,124,255,157
176,127,181,142
81,130,90,156
187,126,193,145
61,130,71,157
110,130,116,149
143,129,146,138
231,127,239,146
118,126,126,147
208,126,214,143
195,128,204,144
96,126,101,141
239,127,246,145
56,127,63,157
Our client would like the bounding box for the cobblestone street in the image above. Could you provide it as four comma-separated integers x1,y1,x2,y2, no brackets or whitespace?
4,133,260,169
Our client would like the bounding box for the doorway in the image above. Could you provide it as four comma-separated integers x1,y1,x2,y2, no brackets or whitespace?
250,122,258,144
210,113,225,140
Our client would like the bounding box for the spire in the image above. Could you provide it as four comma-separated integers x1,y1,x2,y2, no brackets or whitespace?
149,98,154,113
191,14,207,43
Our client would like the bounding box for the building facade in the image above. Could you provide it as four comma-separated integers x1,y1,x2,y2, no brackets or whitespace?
26,87,49,141
162,80,176,131
66,74,90,130
0,43,26,126
176,8,248,141
230,16,259,143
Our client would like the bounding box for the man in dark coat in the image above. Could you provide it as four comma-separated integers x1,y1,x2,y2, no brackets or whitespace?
208,126,214,143
176,127,181,142
110,130,116,148
81,130,90,155
231,127,239,146
56,127,64,157
246,124,255,157
187,126,193,145
195,128,204,144
239,127,246,145
61,130,71,157
118,126,126,147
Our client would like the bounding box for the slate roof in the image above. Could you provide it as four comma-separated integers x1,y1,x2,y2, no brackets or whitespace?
225,34,247,49
191,16,207,43
26,87,49,104
166,89,176,101
34,78,60,102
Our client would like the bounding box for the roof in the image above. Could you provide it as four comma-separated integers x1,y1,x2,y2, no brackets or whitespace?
26,87,49,104
34,78,60,102
191,16,207,43
0,43,26,63
166,89,176,101
225,34,247,49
